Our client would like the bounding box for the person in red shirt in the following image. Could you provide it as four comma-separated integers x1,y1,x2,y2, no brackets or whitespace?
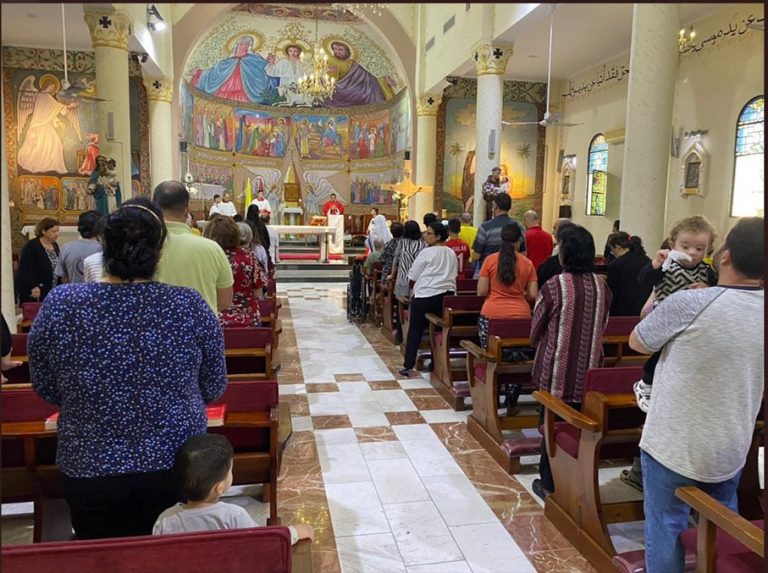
522,210,554,270
322,193,345,216
445,218,470,276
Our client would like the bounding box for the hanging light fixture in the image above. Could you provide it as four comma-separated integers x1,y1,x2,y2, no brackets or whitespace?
331,3,390,18
678,25,696,53
297,14,336,105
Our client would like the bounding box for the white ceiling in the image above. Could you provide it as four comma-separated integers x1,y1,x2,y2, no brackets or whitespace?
1,3,93,51
485,3,727,82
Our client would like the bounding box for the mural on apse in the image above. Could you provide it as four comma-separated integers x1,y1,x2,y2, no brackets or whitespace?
441,99,539,215
189,161,234,197
233,109,291,157
61,177,94,211
293,114,348,160
350,169,399,205
179,4,411,213
18,175,61,210
349,109,390,160
389,92,410,154
184,6,403,108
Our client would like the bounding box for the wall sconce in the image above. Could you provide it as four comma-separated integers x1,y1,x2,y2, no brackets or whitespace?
678,26,696,53
147,4,166,31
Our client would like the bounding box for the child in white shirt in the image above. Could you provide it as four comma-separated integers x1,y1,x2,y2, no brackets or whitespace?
153,434,313,544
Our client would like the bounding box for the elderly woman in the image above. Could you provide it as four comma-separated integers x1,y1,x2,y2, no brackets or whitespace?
366,214,392,253
530,225,612,500
399,221,458,377
204,216,265,327
29,198,227,539
15,217,60,303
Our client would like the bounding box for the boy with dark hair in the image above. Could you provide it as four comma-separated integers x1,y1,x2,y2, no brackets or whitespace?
445,217,470,275
153,434,313,543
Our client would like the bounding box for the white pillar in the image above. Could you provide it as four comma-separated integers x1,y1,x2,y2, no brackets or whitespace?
84,9,133,200
414,93,442,224
1,93,16,331
619,4,679,248
143,76,175,190
472,41,513,227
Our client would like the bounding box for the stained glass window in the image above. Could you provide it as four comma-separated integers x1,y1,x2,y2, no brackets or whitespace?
586,134,608,216
731,96,764,217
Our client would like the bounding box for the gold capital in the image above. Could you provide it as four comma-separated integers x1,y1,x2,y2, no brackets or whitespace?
472,41,513,76
84,10,133,51
416,94,442,117
143,76,174,103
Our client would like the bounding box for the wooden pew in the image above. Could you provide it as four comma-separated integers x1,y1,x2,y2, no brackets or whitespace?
603,316,645,367
533,367,647,572
18,302,41,333
258,300,283,371
224,328,274,381
461,318,541,473
5,333,31,385
2,528,313,573
456,278,477,295
426,295,484,410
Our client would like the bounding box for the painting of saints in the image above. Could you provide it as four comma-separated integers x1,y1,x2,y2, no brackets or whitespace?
323,119,340,151
265,43,311,106
16,74,81,174
190,35,276,104
324,41,395,107
298,119,312,158
78,132,100,175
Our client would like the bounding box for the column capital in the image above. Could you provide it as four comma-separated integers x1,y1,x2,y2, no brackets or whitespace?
416,93,442,117
472,41,513,76
84,9,133,51
143,76,174,103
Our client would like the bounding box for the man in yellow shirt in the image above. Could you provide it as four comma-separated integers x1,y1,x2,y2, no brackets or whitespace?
153,181,233,313
458,212,478,250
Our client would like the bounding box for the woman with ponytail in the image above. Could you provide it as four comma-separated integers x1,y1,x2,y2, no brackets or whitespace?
28,197,227,540
476,223,538,348
606,231,652,316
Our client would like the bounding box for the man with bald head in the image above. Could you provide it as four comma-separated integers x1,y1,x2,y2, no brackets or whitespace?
522,210,553,270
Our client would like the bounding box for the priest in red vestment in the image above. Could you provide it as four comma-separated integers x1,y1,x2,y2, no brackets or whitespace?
322,193,345,216
322,193,345,255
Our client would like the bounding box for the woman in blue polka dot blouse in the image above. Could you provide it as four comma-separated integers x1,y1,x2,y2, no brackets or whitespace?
29,197,228,540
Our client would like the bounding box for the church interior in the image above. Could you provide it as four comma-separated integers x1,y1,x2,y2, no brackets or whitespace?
0,2,764,572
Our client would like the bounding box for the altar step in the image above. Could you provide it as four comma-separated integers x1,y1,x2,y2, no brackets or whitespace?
275,259,351,283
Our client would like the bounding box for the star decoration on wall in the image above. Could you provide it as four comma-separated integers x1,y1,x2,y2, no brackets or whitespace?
99,16,112,29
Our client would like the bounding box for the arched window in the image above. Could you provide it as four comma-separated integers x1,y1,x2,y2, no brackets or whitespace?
586,134,608,216
731,96,764,217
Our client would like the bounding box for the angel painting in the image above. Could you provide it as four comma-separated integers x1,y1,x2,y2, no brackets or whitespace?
16,74,81,175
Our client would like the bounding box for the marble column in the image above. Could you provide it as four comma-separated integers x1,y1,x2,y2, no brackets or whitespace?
143,76,175,191
619,4,679,248
414,93,442,224
84,9,133,200
472,41,513,227
1,95,16,331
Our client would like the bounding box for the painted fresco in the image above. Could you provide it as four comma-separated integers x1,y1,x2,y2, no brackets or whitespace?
61,177,93,211
441,98,539,216
349,109,390,160
18,176,60,210
350,170,398,205
190,160,234,194
13,70,98,176
302,169,346,216
183,6,403,108
293,114,348,160
389,93,411,154
193,99,236,152
233,109,291,157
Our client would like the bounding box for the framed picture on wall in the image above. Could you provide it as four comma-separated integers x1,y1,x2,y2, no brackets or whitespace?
679,141,708,197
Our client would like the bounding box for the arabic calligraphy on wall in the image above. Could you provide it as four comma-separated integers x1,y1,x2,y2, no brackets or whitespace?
561,63,630,102
679,13,764,56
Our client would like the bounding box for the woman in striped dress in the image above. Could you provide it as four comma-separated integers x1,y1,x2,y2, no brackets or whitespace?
530,225,612,499
391,221,425,299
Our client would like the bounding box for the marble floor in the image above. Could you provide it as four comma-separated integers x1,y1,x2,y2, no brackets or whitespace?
1,283,652,572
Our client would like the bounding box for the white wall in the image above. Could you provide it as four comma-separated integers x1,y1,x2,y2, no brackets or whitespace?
552,3,764,249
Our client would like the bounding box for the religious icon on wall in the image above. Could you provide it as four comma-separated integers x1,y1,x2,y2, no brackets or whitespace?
292,114,348,160
684,160,701,189
233,109,290,157
350,173,396,205
349,110,390,160
61,177,93,211
18,175,61,210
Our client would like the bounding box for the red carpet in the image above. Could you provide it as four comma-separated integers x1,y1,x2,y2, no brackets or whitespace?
279,253,346,261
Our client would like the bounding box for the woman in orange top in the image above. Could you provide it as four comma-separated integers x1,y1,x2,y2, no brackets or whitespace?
477,222,538,348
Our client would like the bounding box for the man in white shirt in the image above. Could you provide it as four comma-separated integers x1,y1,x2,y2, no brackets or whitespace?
209,193,238,218
250,189,272,216
629,217,764,573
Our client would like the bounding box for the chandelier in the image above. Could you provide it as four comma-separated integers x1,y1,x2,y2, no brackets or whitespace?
298,16,336,105
678,25,696,53
331,3,390,18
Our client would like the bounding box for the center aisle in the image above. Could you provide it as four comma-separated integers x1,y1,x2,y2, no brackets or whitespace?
275,283,597,573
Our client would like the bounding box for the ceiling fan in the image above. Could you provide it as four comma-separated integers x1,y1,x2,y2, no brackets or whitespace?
503,6,581,129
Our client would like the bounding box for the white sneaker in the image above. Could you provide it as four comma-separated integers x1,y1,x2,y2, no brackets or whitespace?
633,380,652,413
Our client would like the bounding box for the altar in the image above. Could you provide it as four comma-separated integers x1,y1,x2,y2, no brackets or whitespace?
271,225,336,263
